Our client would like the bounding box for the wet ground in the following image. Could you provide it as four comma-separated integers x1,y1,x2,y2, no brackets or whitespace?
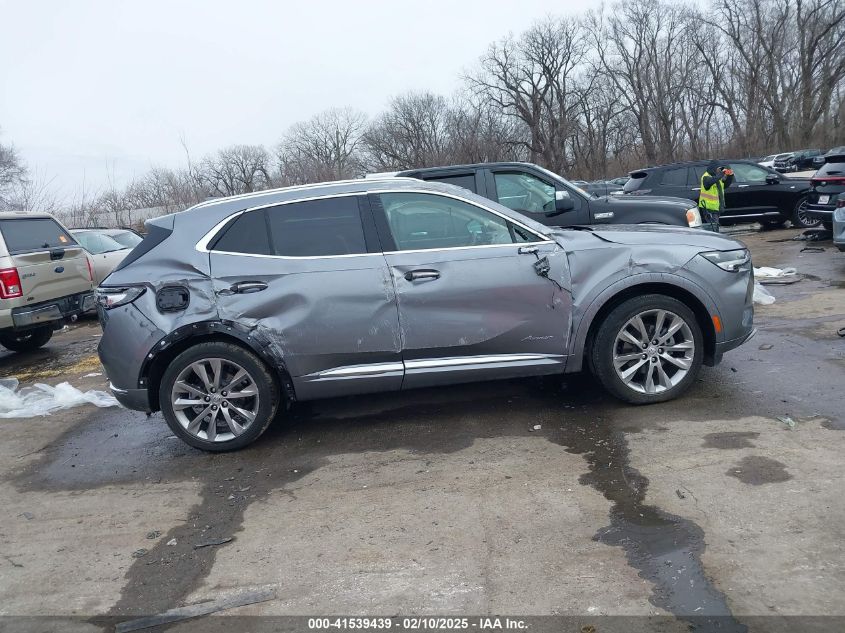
0,226,843,632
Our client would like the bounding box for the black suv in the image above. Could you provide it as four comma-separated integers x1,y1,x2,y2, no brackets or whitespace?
774,149,823,173
624,160,817,228
393,162,703,229
807,153,845,230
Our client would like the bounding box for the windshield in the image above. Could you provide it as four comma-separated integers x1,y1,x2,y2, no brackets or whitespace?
72,231,128,255
761,155,776,162
110,231,143,248
533,165,593,198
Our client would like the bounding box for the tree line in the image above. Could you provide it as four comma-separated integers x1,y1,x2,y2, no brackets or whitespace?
1,0,843,229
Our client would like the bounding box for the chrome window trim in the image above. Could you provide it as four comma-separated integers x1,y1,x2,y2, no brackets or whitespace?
190,177,420,211
196,188,554,259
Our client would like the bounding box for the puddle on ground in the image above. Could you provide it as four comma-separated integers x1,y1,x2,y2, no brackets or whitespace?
726,456,792,486
702,431,759,449
16,375,746,629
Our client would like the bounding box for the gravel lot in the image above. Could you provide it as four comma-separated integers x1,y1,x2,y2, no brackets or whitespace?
0,226,843,632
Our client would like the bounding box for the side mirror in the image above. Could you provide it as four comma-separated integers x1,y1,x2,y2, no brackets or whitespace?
546,190,575,216
765,174,780,185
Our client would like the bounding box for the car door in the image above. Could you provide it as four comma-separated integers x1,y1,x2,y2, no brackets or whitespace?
726,162,781,219
207,194,403,400
371,190,572,389
489,169,591,226
657,166,694,201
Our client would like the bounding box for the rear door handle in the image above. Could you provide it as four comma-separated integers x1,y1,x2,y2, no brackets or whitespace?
404,269,440,282
218,281,268,295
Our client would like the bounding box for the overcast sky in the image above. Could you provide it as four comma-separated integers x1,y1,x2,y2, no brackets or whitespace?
0,0,602,198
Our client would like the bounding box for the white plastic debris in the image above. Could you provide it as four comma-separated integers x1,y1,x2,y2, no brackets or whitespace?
753,282,776,305
754,266,797,278
83,372,103,378
0,377,119,418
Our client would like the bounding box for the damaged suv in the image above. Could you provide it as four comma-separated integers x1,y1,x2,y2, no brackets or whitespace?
97,179,755,451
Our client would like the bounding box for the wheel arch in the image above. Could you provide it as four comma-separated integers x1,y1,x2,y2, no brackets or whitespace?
570,276,720,374
140,320,295,412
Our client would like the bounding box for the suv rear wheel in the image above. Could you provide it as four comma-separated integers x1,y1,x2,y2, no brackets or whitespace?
0,326,53,352
160,342,279,452
591,295,703,404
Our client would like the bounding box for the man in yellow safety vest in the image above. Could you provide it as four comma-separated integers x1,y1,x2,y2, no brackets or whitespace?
698,160,734,232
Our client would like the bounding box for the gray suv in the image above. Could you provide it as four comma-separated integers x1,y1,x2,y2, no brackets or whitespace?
97,179,755,451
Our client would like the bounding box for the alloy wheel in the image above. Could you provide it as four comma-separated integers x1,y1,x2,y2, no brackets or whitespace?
170,358,260,442
795,199,820,227
612,309,695,395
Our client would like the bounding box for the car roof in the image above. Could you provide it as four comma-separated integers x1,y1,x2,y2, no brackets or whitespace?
0,210,60,220
160,177,554,242
395,162,538,176
629,159,749,175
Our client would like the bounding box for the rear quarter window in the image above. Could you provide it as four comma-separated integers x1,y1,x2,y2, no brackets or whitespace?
623,172,648,193
660,168,689,186
0,218,76,254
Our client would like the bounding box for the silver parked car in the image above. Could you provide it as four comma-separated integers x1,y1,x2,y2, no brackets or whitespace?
97,179,755,451
70,229,132,285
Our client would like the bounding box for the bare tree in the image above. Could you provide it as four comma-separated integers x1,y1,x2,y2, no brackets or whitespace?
468,16,588,173
362,92,453,170
276,107,367,185
198,144,272,197
0,132,28,209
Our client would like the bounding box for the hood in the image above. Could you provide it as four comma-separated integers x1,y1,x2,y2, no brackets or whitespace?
555,224,745,251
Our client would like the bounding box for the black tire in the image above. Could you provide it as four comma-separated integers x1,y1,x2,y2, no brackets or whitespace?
160,341,279,452
0,326,53,352
590,294,704,405
791,197,821,228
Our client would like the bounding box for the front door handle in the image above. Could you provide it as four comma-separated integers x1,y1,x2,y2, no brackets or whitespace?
404,269,440,282
218,281,268,296
737,184,750,188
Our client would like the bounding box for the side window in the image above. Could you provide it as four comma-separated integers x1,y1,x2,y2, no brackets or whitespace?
211,196,368,257
267,197,367,257
493,172,555,213
690,166,706,187
729,163,768,183
212,209,272,255
660,168,688,186
427,174,477,193
378,192,533,251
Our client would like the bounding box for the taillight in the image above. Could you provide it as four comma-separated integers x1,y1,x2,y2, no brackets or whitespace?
85,256,94,282
0,268,23,299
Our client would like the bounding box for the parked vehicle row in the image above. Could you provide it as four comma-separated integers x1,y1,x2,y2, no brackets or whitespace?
623,159,816,228
761,147,845,173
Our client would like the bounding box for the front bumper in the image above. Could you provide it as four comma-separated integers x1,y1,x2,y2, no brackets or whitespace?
713,327,757,364
8,291,95,331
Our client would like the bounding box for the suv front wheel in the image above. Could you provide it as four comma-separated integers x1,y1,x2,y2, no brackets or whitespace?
0,326,54,352
591,295,704,404
160,342,280,452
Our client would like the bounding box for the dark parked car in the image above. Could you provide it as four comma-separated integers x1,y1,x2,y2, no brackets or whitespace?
392,162,703,229
624,159,817,228
774,149,822,173
583,180,624,197
806,153,845,230
97,178,754,451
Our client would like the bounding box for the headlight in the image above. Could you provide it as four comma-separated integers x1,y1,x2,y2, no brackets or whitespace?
699,249,750,272
686,207,702,228
97,286,146,309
